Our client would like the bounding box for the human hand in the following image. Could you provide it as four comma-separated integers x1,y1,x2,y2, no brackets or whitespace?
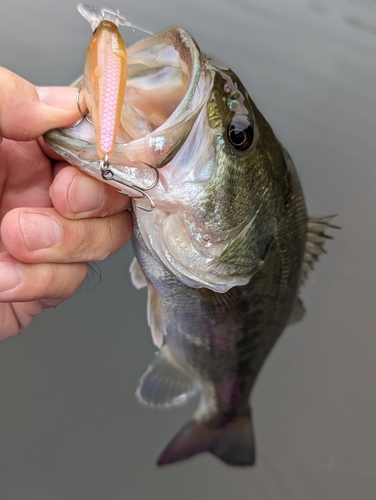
0,68,132,340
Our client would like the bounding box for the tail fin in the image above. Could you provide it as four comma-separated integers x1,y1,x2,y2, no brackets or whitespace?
157,413,255,467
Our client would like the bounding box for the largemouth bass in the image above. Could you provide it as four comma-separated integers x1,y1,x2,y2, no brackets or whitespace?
45,5,336,467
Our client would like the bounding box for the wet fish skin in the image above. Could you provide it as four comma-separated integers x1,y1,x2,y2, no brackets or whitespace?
133,66,308,466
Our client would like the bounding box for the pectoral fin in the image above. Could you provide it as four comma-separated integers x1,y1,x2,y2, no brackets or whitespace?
129,257,147,289
147,284,165,348
130,258,165,347
136,346,198,408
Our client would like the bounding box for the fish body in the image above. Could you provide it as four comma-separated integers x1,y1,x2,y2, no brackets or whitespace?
131,72,307,465
44,17,335,466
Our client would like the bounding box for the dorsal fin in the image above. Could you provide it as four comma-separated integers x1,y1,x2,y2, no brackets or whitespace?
300,215,339,286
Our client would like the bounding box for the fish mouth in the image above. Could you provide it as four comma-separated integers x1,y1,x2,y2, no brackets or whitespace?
44,29,213,200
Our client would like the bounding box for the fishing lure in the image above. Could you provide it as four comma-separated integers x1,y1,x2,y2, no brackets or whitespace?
78,4,152,163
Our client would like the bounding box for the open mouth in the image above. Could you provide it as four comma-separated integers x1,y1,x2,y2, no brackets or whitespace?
44,29,213,203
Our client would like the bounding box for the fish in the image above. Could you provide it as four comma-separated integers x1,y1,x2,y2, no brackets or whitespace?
44,5,337,467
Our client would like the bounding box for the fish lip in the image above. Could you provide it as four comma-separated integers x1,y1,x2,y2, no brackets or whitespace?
44,28,206,169
126,28,204,125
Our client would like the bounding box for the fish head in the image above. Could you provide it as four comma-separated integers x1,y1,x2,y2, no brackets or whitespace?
45,28,210,200
45,29,292,293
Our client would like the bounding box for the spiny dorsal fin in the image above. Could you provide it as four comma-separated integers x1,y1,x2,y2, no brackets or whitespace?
136,346,198,409
300,215,339,286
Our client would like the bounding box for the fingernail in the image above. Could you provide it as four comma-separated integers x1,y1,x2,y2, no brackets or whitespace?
20,213,63,250
0,261,22,293
36,86,78,110
68,174,105,213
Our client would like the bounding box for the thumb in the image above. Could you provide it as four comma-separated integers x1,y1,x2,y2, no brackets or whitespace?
0,67,80,142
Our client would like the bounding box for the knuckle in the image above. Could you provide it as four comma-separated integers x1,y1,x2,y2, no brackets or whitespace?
61,212,131,262
55,264,85,298
68,223,95,260
68,219,111,262
24,262,87,300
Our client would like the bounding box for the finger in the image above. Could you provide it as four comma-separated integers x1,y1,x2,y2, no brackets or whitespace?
0,68,79,141
0,139,53,215
52,161,70,178
50,167,131,219
0,253,87,303
0,302,47,341
1,207,132,264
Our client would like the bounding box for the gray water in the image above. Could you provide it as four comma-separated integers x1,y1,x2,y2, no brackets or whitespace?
0,0,375,498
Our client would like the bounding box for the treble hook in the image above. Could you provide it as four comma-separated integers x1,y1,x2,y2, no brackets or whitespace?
73,92,159,212
100,155,159,212
72,88,93,127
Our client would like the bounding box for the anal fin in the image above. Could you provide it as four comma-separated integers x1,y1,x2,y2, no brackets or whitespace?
136,346,198,409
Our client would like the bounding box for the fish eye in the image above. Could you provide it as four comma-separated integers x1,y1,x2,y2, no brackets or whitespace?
227,115,254,151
